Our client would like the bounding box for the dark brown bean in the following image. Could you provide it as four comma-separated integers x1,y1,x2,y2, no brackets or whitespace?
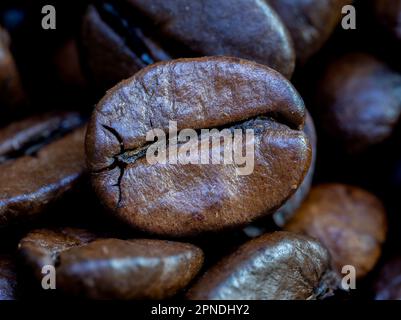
187,231,339,300
315,53,401,154
81,0,295,88
0,113,87,227
267,0,352,64
86,57,311,236
56,238,204,299
18,228,97,281
273,111,317,226
285,184,387,278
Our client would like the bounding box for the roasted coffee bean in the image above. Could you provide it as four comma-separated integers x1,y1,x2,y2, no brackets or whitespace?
315,53,401,154
0,112,87,227
56,238,203,299
18,228,97,281
86,57,311,237
81,0,295,88
0,25,25,113
267,0,352,64
0,254,17,300
374,257,401,300
373,0,401,42
187,231,339,300
273,111,317,226
285,184,387,278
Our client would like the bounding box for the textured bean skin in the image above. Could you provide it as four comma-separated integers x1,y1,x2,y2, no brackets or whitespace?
285,184,387,278
82,0,295,88
187,231,338,300
0,113,87,227
56,238,204,299
315,53,401,153
86,57,311,237
267,0,352,64
273,111,317,226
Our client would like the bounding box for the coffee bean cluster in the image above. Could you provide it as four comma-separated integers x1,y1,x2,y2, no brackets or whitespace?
0,0,400,300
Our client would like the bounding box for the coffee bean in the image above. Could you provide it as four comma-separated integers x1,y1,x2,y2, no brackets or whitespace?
81,0,295,88
267,0,352,64
373,0,401,42
56,238,204,299
0,25,25,114
0,254,17,300
0,112,87,227
315,53,401,154
273,111,317,226
374,257,401,300
18,228,97,281
86,57,311,237
285,184,387,278
187,231,339,300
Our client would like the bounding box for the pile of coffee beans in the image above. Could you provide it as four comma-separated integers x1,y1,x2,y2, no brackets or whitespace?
0,0,401,300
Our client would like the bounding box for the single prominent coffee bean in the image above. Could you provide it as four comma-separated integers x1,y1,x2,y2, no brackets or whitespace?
315,53,401,154
187,231,339,300
56,238,204,299
273,111,317,226
18,228,97,281
267,0,352,64
373,0,401,42
86,57,311,237
0,25,25,113
82,0,295,88
285,184,387,279
0,255,17,300
0,112,87,227
374,257,401,300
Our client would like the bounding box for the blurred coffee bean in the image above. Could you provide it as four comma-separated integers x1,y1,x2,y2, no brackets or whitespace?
373,0,401,42
81,0,295,89
0,25,25,115
18,228,97,281
0,112,87,227
56,238,204,299
374,256,401,300
0,254,17,300
188,231,339,300
86,57,311,237
267,0,353,64
274,111,317,226
285,184,387,278
315,53,401,154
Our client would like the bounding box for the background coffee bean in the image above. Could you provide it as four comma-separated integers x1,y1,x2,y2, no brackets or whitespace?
81,0,295,89
374,256,401,300
86,57,311,236
373,0,401,42
0,254,17,300
314,53,401,154
56,238,204,299
0,112,87,227
285,184,387,279
188,231,340,300
267,0,353,64
0,25,25,116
